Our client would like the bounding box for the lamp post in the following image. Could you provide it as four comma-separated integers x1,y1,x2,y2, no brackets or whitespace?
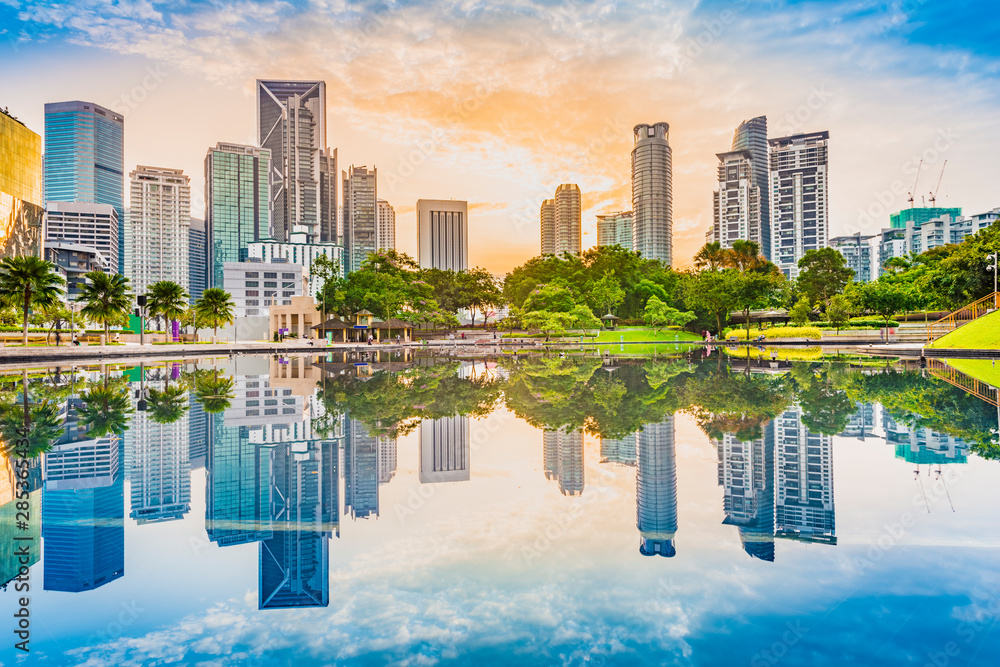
136,294,148,346
987,252,998,309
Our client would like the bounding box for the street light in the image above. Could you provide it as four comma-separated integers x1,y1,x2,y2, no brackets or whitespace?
988,252,998,309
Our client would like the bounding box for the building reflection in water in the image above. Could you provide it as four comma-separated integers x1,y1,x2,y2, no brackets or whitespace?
542,428,584,496
636,417,677,557
42,396,125,591
715,425,775,562
345,419,381,518
421,416,470,484
774,406,836,545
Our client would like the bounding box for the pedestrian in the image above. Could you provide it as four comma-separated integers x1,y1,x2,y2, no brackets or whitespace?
55,330,61,345
396,334,401,344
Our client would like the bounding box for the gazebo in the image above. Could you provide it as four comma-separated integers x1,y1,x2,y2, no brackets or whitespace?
313,312,413,343
601,313,620,330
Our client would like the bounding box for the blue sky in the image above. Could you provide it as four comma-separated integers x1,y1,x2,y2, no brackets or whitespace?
0,0,998,270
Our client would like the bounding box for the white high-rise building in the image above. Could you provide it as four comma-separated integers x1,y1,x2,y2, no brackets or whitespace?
417,199,468,271
420,416,470,483
126,166,190,296
768,131,829,278
596,211,634,251
44,202,119,273
829,233,875,283
540,198,556,255
343,165,377,273
773,406,835,545
539,184,581,256
127,383,191,524
711,150,763,251
631,123,673,265
376,199,396,251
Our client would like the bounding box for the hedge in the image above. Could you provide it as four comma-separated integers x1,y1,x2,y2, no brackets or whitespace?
727,326,823,340
810,318,900,328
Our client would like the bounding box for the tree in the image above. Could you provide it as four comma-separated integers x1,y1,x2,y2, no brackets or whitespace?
643,295,696,332
76,271,132,343
797,248,854,307
504,306,525,333
693,241,727,271
827,295,851,334
789,296,813,326
147,280,189,335
194,288,235,341
725,240,768,272
523,310,575,338
523,284,575,314
40,301,73,346
569,304,602,331
0,256,65,345
682,269,735,335
590,274,626,316
311,254,339,336
731,264,785,337
462,267,503,327
849,279,915,331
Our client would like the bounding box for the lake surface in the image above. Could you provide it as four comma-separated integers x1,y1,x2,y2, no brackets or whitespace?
1,351,998,666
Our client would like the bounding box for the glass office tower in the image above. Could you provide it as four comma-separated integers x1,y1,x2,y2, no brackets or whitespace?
43,101,125,272
0,107,44,258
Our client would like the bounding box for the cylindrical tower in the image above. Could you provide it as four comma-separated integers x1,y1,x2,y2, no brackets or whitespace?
631,123,673,265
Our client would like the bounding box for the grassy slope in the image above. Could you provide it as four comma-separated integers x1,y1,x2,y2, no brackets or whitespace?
928,310,1000,350
942,359,1000,388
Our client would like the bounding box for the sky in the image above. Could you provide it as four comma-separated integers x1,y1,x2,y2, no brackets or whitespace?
0,0,998,274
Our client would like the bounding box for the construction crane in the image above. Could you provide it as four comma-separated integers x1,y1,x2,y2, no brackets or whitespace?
907,159,923,208
929,160,948,207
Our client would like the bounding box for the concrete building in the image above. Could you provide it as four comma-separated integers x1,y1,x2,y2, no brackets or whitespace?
768,131,829,279
0,106,44,258
204,143,270,288
420,416,471,484
631,123,673,265
189,217,207,303
417,199,468,271
377,199,396,251
222,260,301,318
711,150,763,252
343,165,377,273
269,295,321,339
126,166,190,296
540,184,582,256
256,80,328,243
44,242,110,299
715,428,775,562
600,433,636,466
127,381,191,524
43,101,124,271
596,211,634,251
246,237,344,299
319,148,338,244
345,418,380,519
829,233,875,283
44,201,119,273
540,198,556,255
876,208,998,275
731,116,771,258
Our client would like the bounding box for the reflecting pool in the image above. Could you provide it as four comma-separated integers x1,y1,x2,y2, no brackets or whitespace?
1,351,998,665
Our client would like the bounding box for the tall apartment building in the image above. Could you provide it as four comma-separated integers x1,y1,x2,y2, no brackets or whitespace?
256,80,332,243
343,165,377,273
377,198,396,251
731,116,770,258
876,208,998,274
829,233,875,283
596,211,634,251
631,123,673,265
539,184,581,256
44,201,119,291
319,148,338,243
773,406,836,545
600,432,637,466
711,150,763,252
205,143,271,288
636,417,677,557
768,131,829,279
125,166,190,296
189,218,207,303
0,107,44,258
43,101,124,271
420,416,471,483
715,428,775,562
127,385,191,524
417,199,468,271
542,428,584,496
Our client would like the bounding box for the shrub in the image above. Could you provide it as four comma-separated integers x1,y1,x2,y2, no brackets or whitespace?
811,318,899,328
728,326,823,340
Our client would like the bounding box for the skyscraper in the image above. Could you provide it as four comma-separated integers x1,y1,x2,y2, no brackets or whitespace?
343,166,377,273
768,131,829,278
631,123,673,265
377,199,396,251
542,428,584,496
43,101,124,271
540,184,582,256
731,116,770,258
417,199,468,271
344,418,379,519
773,406,836,545
0,107,44,258
420,416,471,484
44,201,118,295
540,198,556,255
596,211,634,251
126,166,190,296
711,150,763,252
636,417,677,557
829,233,875,283
189,218,207,303
319,149,338,243
715,426,775,562
256,80,326,243
204,143,271,288
206,418,271,546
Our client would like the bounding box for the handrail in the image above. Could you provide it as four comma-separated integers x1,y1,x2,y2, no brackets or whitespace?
925,291,999,343
926,359,999,407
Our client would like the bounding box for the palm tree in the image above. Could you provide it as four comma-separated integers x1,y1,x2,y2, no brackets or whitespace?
194,288,235,342
78,376,133,438
725,240,767,272
76,271,132,343
194,369,235,414
0,256,65,345
147,280,189,338
693,241,727,272
147,384,188,424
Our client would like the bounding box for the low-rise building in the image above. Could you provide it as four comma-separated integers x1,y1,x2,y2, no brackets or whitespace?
222,260,302,318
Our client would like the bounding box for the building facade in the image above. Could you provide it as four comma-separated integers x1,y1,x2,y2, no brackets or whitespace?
631,123,673,265
0,107,44,259
420,416,471,483
876,208,998,275
829,233,875,283
417,199,468,271
44,201,119,274
715,428,775,561
189,218,207,303
127,388,191,525
126,166,191,296
773,406,836,544
205,143,271,289
319,148,338,243
343,165,377,273
548,184,582,256
43,101,125,272
222,260,302,318
376,198,396,251
636,417,677,557
711,150,763,252
731,116,770,258
540,198,556,255
596,211,634,251
542,428,584,496
768,131,829,279
246,238,344,299
256,80,328,243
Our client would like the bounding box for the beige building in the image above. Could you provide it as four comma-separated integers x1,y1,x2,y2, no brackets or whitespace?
270,295,321,339
417,199,467,271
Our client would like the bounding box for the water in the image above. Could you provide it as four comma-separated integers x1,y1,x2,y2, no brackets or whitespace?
1,351,998,666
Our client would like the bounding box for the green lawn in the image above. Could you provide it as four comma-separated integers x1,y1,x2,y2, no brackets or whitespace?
928,310,1000,350
593,328,702,343
942,359,1000,387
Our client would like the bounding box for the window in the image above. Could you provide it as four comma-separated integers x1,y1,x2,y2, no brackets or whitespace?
245,281,259,287
264,272,277,279
246,409,260,416
265,408,278,415
282,272,295,279
246,400,259,407
245,272,259,278
246,300,259,306
264,282,277,288
247,391,259,397
245,290,258,297
282,291,295,297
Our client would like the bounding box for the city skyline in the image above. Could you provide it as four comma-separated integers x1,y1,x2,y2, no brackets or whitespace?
3,2,996,273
